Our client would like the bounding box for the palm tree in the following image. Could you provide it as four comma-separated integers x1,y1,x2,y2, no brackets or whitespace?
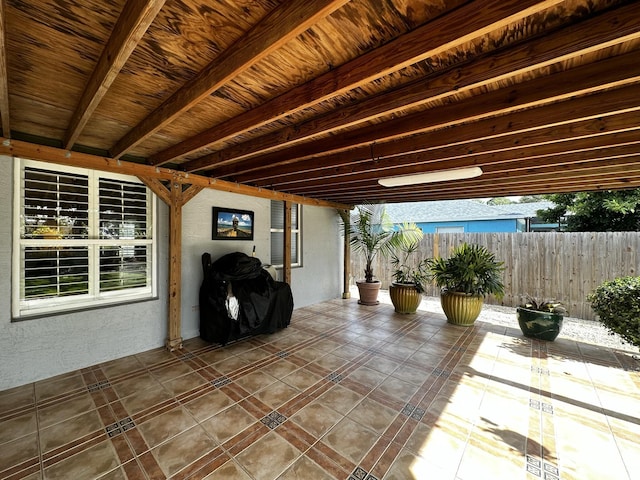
342,204,422,283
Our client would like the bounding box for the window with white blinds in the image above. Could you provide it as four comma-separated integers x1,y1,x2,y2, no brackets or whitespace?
13,159,156,318
270,201,301,268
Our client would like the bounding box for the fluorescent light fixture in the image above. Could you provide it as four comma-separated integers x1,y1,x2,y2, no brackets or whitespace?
378,166,483,187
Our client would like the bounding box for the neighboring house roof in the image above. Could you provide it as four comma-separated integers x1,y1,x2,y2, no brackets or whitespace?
489,201,555,218
383,200,554,223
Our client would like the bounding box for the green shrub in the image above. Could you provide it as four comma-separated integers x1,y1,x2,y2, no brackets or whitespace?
587,276,640,349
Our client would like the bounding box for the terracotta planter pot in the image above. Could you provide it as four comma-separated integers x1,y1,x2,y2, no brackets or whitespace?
440,291,484,326
389,282,422,314
517,307,564,341
356,280,381,305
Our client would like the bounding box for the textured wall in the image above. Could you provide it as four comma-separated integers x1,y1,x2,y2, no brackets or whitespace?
180,189,270,340
180,190,343,338
0,157,169,390
0,160,343,390
291,205,343,308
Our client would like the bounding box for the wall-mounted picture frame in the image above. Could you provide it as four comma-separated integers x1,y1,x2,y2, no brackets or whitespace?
212,207,254,240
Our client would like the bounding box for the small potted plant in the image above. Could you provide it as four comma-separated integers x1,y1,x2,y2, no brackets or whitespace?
340,204,421,305
389,231,429,314
517,295,567,341
428,243,505,326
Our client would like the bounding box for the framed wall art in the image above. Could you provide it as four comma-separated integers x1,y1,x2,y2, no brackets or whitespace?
212,207,254,240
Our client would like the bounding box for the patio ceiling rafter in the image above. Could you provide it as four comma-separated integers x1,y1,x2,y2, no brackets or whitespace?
328,173,640,203
5,0,640,204
154,0,564,168
109,0,350,159
312,156,640,196
63,0,166,149
262,118,640,188
241,109,640,187
0,0,9,138
181,2,640,174
273,139,640,194
210,51,640,180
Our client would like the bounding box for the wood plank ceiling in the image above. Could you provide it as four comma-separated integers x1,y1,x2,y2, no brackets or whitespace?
2,0,640,206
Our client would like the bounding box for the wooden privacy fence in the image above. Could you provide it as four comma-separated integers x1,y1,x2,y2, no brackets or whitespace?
350,232,640,321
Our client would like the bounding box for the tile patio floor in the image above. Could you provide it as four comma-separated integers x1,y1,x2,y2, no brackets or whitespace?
1,295,639,480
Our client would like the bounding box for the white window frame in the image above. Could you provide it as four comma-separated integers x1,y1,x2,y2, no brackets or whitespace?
270,201,302,268
12,158,157,318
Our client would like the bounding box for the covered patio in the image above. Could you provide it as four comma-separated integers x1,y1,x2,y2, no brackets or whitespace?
2,1,640,478
2,293,638,480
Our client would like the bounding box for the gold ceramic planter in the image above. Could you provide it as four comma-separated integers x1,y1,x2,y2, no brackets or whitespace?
440,291,484,326
389,283,422,314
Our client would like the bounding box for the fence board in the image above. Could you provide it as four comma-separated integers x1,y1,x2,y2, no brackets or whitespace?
350,232,640,320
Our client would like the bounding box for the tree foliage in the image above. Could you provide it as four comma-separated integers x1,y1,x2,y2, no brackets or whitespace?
518,195,545,203
538,190,640,231
486,195,544,205
486,197,513,205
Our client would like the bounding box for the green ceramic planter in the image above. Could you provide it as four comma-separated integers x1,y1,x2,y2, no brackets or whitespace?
516,307,564,341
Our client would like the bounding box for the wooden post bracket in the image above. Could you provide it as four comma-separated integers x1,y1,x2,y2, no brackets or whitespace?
138,175,204,351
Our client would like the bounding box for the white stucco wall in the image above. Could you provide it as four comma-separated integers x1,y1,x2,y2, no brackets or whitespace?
0,159,343,390
291,204,343,308
0,156,169,391
180,189,270,340
179,189,344,339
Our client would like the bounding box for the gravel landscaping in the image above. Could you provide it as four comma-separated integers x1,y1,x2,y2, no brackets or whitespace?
374,289,638,353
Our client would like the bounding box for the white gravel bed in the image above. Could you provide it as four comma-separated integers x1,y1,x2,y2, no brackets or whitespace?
374,289,638,353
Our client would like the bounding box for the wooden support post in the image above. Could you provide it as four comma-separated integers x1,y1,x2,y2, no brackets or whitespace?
342,209,351,299
166,180,184,351
138,175,203,352
283,201,292,284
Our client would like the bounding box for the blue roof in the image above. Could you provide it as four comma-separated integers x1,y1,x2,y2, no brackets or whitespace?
382,200,554,223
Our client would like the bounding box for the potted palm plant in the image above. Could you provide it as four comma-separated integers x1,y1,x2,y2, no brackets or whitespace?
389,234,430,314
517,295,567,341
340,204,421,305
428,242,505,326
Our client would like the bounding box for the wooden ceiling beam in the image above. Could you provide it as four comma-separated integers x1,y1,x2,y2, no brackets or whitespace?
438,182,640,201
243,109,640,186
0,137,349,210
0,0,10,138
289,152,640,198
182,3,640,171
325,172,640,203
256,119,640,189
238,87,640,183
157,0,563,167
330,179,640,203
303,156,640,197
278,140,640,194
272,130,640,190
64,0,166,150
208,52,640,178
110,0,349,159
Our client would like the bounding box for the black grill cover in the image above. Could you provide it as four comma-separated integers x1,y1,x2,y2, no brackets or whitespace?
199,252,293,344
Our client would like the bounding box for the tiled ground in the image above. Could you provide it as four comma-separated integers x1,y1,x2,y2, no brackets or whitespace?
1,296,639,480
